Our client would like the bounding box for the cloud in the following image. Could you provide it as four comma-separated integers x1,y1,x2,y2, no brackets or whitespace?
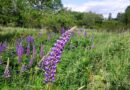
63,0,130,18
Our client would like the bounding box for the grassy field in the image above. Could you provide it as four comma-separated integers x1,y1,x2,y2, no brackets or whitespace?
0,27,130,90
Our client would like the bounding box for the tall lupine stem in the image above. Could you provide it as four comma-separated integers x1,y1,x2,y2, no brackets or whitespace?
3,58,10,78
28,44,36,67
38,27,77,86
48,82,51,90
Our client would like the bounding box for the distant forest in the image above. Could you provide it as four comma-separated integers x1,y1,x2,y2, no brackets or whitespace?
0,0,130,32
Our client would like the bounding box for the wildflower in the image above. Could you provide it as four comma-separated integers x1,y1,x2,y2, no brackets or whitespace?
3,58,10,78
0,42,7,54
16,42,24,63
26,35,34,43
26,44,30,56
39,29,73,83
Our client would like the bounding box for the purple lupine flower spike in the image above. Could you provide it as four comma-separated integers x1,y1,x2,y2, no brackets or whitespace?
38,28,74,83
16,42,24,63
3,58,10,78
28,44,36,68
40,44,44,58
0,42,7,54
26,35,34,43
26,44,30,56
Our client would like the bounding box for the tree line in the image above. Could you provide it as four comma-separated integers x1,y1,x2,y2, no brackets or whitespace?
0,0,130,32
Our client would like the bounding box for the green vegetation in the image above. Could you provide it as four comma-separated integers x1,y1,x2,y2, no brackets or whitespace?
1,0,130,90
1,0,130,32
0,27,130,90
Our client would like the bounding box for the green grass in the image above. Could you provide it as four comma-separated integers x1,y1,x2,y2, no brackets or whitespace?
0,27,130,90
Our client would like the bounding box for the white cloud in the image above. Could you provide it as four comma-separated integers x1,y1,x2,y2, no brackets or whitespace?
63,0,130,18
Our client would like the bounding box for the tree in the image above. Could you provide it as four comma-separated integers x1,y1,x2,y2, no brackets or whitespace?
116,13,125,24
108,13,112,20
28,0,62,10
125,6,130,26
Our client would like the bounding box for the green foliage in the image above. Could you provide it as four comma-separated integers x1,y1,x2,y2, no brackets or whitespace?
101,20,125,32
125,6,130,28
1,0,130,32
1,27,130,90
116,5,130,29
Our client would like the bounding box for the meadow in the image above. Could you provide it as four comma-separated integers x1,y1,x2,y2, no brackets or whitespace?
0,26,130,90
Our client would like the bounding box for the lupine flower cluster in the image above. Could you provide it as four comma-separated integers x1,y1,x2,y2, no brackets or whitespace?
28,44,37,67
38,29,74,83
16,35,39,68
0,42,7,65
16,36,39,71
26,36,34,43
16,42,24,63
0,42,7,54
26,36,34,56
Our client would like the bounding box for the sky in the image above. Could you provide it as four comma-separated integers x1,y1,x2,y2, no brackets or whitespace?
62,0,130,18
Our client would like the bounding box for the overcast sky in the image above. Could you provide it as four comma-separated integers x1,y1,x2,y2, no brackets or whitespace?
62,0,130,18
